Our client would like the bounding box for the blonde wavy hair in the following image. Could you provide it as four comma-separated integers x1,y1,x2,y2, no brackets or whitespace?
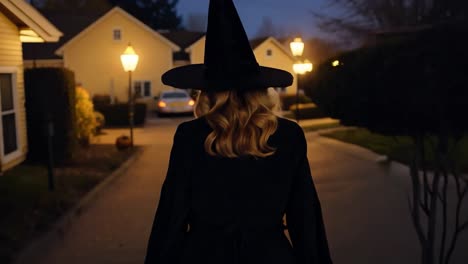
194,88,281,158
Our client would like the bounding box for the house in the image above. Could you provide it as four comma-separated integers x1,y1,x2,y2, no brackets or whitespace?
0,0,62,172
22,11,101,69
186,36,299,94
54,7,180,107
159,30,205,67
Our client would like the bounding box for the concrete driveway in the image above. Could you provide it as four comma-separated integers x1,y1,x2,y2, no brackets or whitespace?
16,115,468,264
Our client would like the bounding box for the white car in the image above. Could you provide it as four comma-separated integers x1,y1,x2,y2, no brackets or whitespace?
155,90,195,116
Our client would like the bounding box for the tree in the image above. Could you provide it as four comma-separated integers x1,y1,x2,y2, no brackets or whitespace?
111,0,182,30
35,0,113,16
185,13,208,32
255,16,285,39
314,0,468,39
307,24,468,264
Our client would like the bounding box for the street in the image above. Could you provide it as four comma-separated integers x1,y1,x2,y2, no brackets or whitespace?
16,115,468,264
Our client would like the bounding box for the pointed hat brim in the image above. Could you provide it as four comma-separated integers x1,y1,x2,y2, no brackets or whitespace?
162,64,293,91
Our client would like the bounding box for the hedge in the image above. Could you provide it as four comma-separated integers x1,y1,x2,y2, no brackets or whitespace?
288,103,327,120
279,93,313,111
307,23,468,136
24,68,77,165
95,103,147,127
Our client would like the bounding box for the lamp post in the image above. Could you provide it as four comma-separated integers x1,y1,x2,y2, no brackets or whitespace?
290,37,312,122
121,43,139,147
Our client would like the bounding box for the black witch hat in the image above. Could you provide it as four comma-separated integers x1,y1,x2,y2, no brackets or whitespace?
161,0,293,92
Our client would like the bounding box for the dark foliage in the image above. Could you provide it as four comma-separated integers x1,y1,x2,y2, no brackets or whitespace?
95,103,147,127
315,0,468,40
279,93,312,111
110,0,182,30
289,105,327,120
24,68,77,165
307,23,468,136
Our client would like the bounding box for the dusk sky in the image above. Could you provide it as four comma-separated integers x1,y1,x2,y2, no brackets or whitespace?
177,0,336,39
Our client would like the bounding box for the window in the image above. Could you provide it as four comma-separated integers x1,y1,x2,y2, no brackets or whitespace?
113,29,121,41
266,49,273,57
0,73,18,156
133,81,152,98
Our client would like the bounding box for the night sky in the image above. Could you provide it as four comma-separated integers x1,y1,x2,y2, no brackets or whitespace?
177,0,336,39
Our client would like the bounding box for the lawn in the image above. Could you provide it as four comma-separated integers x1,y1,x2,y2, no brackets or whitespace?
321,128,468,173
0,145,138,264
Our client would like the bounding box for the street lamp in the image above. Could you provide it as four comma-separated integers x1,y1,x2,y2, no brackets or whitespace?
121,43,139,147
290,37,312,122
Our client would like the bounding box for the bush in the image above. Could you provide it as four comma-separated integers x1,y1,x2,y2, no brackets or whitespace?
279,93,312,110
94,111,105,133
288,103,327,119
97,103,147,127
75,87,97,146
92,94,111,110
24,68,77,165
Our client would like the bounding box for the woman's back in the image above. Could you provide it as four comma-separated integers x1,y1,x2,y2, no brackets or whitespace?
144,116,333,264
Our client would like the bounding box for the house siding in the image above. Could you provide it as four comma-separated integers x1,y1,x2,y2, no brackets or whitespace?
62,10,174,108
188,36,206,65
0,11,28,170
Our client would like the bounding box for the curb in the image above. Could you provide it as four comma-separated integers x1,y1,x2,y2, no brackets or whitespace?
13,146,146,264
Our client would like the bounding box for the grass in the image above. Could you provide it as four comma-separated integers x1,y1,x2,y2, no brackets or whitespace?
321,128,468,173
0,144,138,264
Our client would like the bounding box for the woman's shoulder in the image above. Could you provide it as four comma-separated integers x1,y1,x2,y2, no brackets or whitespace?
175,116,211,136
276,116,304,136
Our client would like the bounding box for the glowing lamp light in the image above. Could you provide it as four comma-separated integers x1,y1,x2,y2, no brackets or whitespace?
332,60,340,67
188,100,195,106
120,44,139,72
293,61,313,75
158,101,167,108
290,37,305,57
303,59,313,72
293,63,306,75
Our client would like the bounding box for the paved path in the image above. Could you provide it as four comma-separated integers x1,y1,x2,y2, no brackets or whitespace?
17,116,468,264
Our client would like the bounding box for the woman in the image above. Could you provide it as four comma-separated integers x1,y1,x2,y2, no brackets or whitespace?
144,0,333,263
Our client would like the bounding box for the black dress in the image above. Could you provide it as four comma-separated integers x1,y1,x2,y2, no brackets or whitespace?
144,116,333,264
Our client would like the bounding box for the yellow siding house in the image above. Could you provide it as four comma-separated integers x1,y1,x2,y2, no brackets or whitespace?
55,7,180,108
186,36,298,94
0,0,62,172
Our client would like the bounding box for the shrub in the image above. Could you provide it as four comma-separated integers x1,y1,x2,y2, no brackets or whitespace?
288,103,327,119
94,111,105,133
92,94,111,110
98,103,147,127
279,93,312,110
75,87,97,146
24,68,77,164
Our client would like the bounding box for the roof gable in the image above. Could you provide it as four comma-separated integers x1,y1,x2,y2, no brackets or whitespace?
0,0,62,42
55,6,180,55
252,37,295,60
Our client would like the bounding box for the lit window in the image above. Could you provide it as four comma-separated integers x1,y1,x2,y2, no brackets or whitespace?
113,29,121,41
266,49,273,57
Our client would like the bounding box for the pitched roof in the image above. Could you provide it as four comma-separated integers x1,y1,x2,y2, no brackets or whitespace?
250,36,294,60
0,0,62,42
249,37,269,49
56,7,180,55
23,11,98,60
160,30,205,61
